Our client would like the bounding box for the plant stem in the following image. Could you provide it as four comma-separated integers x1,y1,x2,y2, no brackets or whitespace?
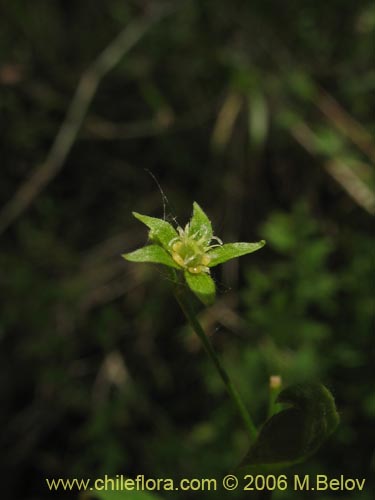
173,284,258,443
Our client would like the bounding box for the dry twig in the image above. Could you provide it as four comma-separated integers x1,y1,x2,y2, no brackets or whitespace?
290,121,375,215
316,89,375,163
0,6,174,235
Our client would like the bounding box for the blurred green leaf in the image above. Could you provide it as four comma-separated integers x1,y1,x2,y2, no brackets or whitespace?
314,127,345,155
288,71,316,100
237,383,339,473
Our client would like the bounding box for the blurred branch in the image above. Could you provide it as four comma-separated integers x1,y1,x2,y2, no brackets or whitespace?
62,230,147,313
290,121,375,215
316,89,375,163
84,103,213,140
85,115,172,140
211,92,242,151
79,274,141,312
81,232,137,267
246,16,374,163
325,161,375,214
0,5,175,235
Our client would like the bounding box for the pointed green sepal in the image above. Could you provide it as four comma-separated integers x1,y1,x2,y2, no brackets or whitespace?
189,202,213,242
207,240,266,267
236,383,339,474
184,271,216,305
123,245,180,269
132,212,177,249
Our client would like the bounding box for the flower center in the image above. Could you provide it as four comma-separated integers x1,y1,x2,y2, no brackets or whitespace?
170,240,211,274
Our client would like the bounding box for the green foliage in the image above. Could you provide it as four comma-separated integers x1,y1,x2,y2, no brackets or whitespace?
243,204,337,361
238,383,339,473
0,1,373,499
126,201,339,474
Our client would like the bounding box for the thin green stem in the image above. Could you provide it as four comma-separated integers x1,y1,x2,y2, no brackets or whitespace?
173,283,258,443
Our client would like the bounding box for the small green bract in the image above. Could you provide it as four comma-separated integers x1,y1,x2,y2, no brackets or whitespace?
123,202,265,305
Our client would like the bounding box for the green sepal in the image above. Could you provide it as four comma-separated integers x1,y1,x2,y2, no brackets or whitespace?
189,202,213,242
236,383,339,474
122,245,180,269
184,271,216,305
208,241,266,267
132,212,177,250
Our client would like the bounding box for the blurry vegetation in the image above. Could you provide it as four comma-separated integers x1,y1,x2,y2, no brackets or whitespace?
0,1,374,499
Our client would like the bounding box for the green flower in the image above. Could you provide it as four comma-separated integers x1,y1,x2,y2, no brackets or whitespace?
123,202,265,305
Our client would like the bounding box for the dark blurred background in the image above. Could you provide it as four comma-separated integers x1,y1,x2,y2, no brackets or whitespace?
0,1,374,499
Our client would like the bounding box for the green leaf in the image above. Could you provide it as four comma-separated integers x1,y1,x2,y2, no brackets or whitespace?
189,202,213,242
184,271,216,305
133,212,177,249
122,245,180,269
237,383,339,474
208,241,266,267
